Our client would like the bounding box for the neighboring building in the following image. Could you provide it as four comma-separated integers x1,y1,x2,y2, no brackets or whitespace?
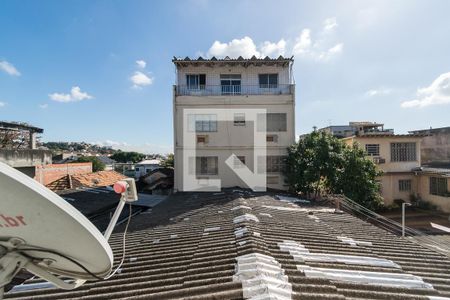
135,159,161,178
409,126,450,165
319,121,394,138
34,162,92,185
97,155,116,170
343,134,423,206
172,56,295,191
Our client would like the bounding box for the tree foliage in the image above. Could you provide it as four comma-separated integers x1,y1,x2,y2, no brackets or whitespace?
161,153,174,168
111,151,145,163
76,156,106,172
285,131,383,210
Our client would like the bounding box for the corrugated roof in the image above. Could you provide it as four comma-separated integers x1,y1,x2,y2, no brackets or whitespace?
173,55,294,67
6,190,450,299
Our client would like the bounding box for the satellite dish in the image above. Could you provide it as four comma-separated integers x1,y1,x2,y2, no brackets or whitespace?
0,162,114,294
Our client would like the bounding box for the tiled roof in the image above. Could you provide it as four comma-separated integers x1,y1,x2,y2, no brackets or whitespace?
46,171,127,192
6,190,450,299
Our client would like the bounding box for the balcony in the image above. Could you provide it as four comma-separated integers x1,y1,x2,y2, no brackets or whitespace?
175,84,294,96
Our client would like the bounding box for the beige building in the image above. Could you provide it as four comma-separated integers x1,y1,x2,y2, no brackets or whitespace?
172,56,295,191
343,134,422,205
344,134,450,212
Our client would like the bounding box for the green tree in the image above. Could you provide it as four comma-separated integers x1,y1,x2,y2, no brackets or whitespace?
285,131,382,210
111,151,145,163
161,153,174,168
76,156,106,172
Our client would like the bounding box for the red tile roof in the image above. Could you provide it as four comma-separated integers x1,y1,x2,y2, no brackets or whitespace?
45,171,127,192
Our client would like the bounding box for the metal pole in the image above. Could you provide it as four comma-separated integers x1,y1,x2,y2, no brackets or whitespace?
402,202,411,237
402,203,406,237
104,194,127,240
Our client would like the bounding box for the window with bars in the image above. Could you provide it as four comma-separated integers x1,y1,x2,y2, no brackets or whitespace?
188,114,217,132
430,177,448,196
259,74,278,88
258,113,287,132
195,157,218,176
390,142,416,162
258,155,286,173
398,179,412,191
234,113,245,126
233,156,246,168
186,74,206,90
220,74,241,95
365,144,380,156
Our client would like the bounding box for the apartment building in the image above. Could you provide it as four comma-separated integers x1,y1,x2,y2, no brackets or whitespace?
318,121,394,139
172,56,295,191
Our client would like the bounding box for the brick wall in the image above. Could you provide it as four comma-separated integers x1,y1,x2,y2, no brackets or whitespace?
34,162,92,185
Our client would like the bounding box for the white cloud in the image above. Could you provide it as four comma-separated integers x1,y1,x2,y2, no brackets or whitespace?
0,60,21,76
39,104,48,109
259,39,286,57
401,72,450,108
365,87,392,97
93,140,171,154
207,36,261,58
130,71,153,88
136,60,146,68
0,101,6,107
292,17,343,62
49,86,94,103
292,29,312,55
323,17,338,32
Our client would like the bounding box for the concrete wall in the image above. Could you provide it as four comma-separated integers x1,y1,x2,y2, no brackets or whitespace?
379,173,416,205
0,149,52,167
420,131,450,164
34,162,92,185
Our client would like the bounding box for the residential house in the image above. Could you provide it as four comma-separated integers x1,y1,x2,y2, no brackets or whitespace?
97,155,116,171
134,159,161,178
172,56,295,191
319,121,394,139
343,134,423,206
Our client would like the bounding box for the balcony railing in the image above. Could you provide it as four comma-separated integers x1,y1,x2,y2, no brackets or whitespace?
175,84,294,96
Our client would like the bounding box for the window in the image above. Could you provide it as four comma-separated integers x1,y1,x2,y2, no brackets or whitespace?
391,142,416,162
365,144,380,156
267,176,279,184
259,74,278,88
261,155,286,173
234,156,246,168
220,74,241,95
234,113,245,126
399,179,411,192
188,114,217,132
196,157,218,176
186,74,206,90
197,135,207,144
266,135,278,143
266,113,287,132
430,177,448,196
135,167,140,171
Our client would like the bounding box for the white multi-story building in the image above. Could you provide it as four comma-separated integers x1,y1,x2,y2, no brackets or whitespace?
173,56,295,191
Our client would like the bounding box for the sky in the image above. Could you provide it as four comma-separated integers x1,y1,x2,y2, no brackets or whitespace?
1,0,450,154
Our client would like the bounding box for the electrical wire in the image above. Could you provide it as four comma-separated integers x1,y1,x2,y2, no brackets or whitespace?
15,203,133,282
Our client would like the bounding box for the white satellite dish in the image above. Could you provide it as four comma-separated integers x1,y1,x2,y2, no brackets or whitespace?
0,162,138,297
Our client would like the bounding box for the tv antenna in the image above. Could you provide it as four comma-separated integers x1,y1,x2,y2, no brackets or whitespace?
0,162,138,299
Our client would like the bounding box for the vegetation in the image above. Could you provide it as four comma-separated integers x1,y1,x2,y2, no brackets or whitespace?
161,153,174,168
285,131,383,210
111,151,146,163
43,141,116,155
76,156,106,172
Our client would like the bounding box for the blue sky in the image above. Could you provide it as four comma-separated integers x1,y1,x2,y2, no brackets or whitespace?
1,0,449,154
